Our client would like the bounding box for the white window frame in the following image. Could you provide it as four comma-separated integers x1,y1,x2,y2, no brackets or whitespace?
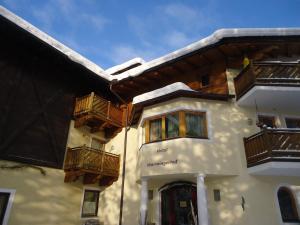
80,186,101,220
0,188,15,225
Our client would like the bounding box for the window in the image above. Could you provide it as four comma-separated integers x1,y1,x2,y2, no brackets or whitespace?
0,189,15,225
185,112,207,138
91,138,104,151
144,111,208,143
81,189,100,218
166,113,179,138
149,118,162,142
0,193,9,225
277,187,299,223
285,118,300,129
257,115,276,128
201,75,210,87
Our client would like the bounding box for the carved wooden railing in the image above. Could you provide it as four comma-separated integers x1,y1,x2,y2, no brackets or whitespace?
64,146,120,177
74,92,123,127
234,62,300,100
244,129,300,167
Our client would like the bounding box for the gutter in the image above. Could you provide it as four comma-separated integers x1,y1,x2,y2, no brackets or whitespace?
109,80,130,225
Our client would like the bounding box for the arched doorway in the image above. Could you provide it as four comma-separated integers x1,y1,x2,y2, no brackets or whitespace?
160,182,197,225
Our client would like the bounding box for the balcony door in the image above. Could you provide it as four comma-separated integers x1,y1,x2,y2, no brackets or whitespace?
161,182,197,225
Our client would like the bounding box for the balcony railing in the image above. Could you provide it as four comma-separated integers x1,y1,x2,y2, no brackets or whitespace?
234,62,300,100
64,146,120,186
74,92,123,130
244,129,300,167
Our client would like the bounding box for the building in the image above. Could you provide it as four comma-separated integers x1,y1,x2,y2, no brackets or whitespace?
1,6,300,225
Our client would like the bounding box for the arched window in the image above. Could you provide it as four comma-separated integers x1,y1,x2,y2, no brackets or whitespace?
277,187,300,223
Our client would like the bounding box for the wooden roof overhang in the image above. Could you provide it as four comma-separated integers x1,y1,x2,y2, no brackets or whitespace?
112,36,300,102
130,90,234,125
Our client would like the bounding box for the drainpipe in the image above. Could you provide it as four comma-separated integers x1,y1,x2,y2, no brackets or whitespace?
109,81,130,225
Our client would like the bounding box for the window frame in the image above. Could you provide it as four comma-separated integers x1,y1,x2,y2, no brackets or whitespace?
80,188,100,219
143,110,208,144
257,114,277,129
284,117,300,129
277,186,300,223
90,137,105,151
0,189,15,225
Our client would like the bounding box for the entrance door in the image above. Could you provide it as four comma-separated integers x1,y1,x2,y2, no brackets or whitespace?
161,183,197,225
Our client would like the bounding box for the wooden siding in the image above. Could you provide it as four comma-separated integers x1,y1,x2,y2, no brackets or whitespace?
0,58,75,168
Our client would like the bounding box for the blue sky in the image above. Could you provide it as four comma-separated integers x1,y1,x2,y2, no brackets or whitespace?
1,0,300,69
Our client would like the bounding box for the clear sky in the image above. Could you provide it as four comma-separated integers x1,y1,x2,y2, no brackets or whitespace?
1,0,300,69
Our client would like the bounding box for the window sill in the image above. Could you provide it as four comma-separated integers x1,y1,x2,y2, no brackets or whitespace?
81,216,99,220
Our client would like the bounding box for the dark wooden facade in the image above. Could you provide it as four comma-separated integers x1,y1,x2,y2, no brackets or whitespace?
0,15,115,169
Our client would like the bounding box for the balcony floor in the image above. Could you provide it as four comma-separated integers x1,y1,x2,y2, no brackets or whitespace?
248,160,300,176
237,85,300,110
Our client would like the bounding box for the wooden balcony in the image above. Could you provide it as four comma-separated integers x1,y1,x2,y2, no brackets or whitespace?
64,146,120,186
74,92,124,138
244,129,300,168
234,62,300,106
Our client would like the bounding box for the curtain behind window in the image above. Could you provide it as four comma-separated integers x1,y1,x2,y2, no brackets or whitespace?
166,114,179,138
150,119,162,141
185,113,205,137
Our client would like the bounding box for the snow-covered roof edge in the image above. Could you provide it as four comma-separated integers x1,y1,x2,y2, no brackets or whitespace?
105,57,145,75
114,28,300,81
132,82,195,105
0,6,113,81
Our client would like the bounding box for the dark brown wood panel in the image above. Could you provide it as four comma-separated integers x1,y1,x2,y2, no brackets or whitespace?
0,58,75,168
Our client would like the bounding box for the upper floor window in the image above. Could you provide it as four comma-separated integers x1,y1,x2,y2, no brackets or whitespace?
277,187,299,223
90,138,105,151
257,115,276,128
149,118,162,142
285,118,300,129
144,111,208,143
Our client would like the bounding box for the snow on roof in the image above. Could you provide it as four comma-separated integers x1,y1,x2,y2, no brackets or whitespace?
0,6,114,81
132,82,195,105
105,57,145,75
114,28,300,81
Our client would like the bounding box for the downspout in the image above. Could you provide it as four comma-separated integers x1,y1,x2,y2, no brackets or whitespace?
109,81,130,225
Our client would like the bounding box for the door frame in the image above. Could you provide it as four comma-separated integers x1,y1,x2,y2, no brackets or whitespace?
158,181,196,225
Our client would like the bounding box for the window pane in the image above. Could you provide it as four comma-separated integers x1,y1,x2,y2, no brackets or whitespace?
82,190,99,217
286,118,300,128
150,119,162,141
166,113,179,138
258,115,276,128
91,138,104,150
278,188,299,222
185,113,206,137
0,193,10,224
